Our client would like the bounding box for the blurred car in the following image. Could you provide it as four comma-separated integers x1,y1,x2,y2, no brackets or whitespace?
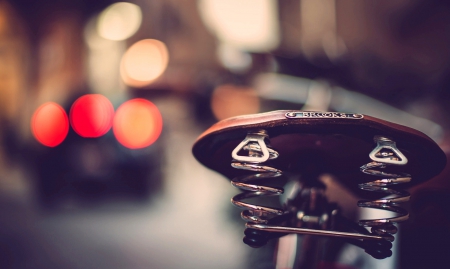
28,92,165,208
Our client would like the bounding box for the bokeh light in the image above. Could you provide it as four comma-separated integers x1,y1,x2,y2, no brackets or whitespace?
97,2,142,41
211,85,260,120
198,0,279,52
31,102,69,147
217,43,252,73
70,94,114,138
113,99,162,149
120,39,169,88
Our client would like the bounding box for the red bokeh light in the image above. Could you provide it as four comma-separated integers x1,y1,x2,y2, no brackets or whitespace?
31,102,69,147
113,98,163,149
70,94,114,138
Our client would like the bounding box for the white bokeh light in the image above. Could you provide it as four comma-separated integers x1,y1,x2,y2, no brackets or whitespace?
198,0,279,52
97,2,142,41
120,39,169,87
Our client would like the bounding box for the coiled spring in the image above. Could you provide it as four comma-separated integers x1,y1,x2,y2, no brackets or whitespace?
229,132,411,257
230,131,289,247
357,136,411,258
230,131,285,224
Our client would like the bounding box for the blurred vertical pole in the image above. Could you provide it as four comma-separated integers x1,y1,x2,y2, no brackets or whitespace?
299,0,347,63
34,13,86,106
277,0,301,56
0,1,30,190
0,1,29,126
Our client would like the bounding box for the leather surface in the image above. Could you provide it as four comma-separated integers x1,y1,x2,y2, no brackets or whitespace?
192,111,447,196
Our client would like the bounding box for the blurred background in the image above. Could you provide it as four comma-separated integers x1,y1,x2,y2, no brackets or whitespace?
0,0,450,268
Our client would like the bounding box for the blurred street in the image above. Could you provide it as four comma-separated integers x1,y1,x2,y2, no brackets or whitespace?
0,97,249,269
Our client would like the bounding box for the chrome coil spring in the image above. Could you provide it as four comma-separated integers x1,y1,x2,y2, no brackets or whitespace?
358,161,411,241
358,136,411,243
355,136,411,258
230,132,287,247
231,141,285,224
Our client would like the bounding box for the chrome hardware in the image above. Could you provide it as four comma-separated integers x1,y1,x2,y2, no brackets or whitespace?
368,136,408,165
231,131,285,225
246,224,385,241
359,136,411,242
229,132,409,258
231,130,272,163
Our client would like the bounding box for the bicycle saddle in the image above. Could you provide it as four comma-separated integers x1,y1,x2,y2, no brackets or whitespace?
192,111,447,259
193,111,445,194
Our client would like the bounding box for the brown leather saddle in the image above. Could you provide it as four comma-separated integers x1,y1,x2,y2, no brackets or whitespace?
192,111,447,259
193,111,445,195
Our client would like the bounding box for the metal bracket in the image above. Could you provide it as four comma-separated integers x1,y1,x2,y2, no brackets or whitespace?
369,136,408,165
246,223,388,241
232,132,270,163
